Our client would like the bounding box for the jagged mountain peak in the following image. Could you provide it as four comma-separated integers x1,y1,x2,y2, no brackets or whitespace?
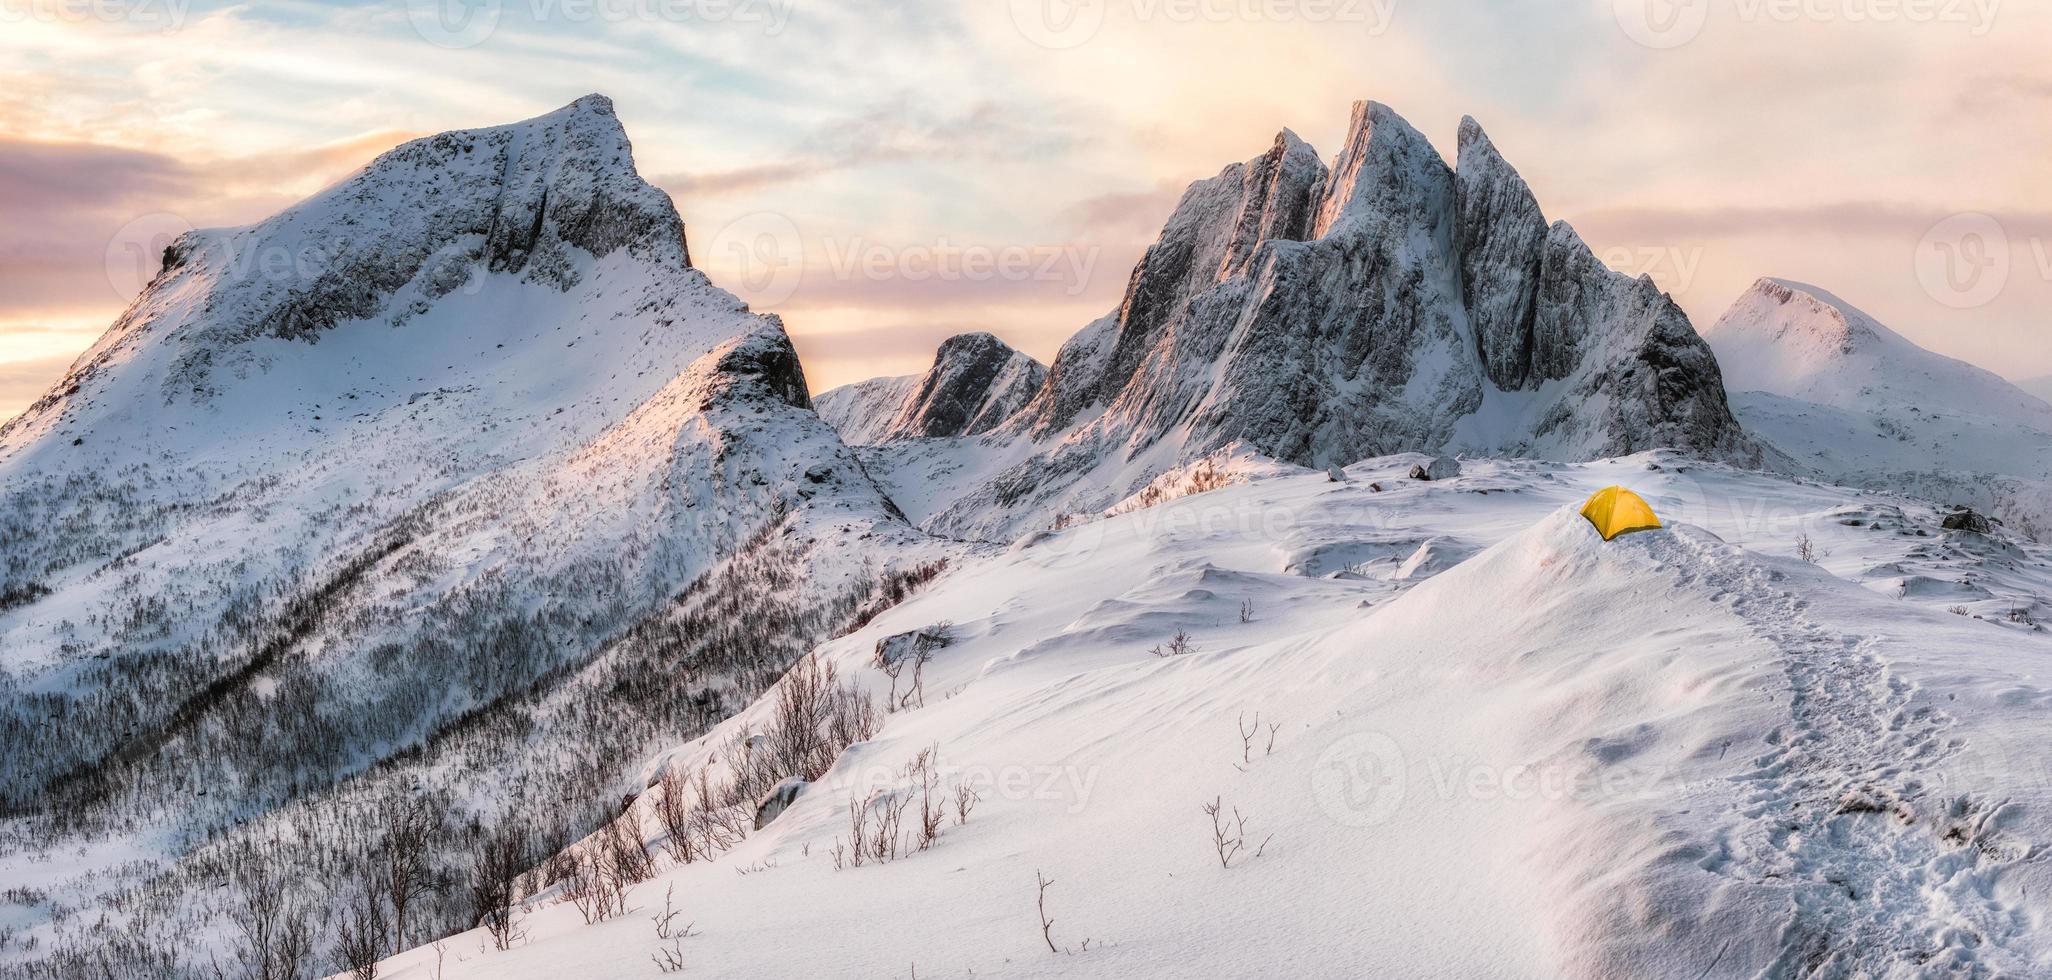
1311,99,1451,240
816,331,1047,445
1454,115,1549,389
843,96,1758,538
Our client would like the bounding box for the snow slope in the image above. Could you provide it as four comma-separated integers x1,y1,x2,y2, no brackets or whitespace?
1708,278,2052,539
373,454,2052,978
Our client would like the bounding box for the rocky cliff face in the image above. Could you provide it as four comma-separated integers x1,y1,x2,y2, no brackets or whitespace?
817,332,1046,444
840,100,1759,538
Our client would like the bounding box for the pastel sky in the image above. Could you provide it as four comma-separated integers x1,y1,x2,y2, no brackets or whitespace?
3,0,2049,422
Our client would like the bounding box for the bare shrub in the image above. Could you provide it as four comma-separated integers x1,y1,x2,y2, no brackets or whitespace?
1035,871,1058,954
333,874,390,980
953,783,980,826
1201,796,1271,869
1150,628,1197,658
467,822,531,951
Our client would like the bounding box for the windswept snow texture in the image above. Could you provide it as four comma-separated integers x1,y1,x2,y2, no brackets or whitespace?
1708,277,2052,539
379,454,2052,979
835,101,1760,540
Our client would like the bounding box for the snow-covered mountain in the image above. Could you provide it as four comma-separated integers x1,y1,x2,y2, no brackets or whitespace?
9,91,2050,980
1707,277,2052,538
835,102,1764,540
0,95,934,972
814,332,1046,445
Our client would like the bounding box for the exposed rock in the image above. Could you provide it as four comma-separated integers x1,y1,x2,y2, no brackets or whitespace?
888,333,1047,439
1455,116,1548,390
754,777,808,830
1942,508,1994,534
817,333,1046,444
1409,457,1462,481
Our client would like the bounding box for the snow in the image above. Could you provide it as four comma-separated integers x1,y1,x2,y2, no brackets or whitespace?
370,454,2052,978
1707,277,2052,539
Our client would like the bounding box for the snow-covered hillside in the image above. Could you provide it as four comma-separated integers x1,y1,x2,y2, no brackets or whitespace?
1707,278,2052,539
832,102,1766,541
366,454,2052,978
0,95,931,975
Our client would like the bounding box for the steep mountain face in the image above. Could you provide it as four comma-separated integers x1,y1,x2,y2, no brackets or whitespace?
0,95,925,971
815,332,1045,445
814,374,916,444
843,101,1758,539
1707,278,2052,539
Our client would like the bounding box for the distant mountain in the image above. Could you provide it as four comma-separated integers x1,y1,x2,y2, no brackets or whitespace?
834,101,1764,539
1707,277,2052,538
814,332,1045,445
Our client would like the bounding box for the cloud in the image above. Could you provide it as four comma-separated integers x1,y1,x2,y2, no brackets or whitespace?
1573,203,2052,243
657,99,1078,199
0,353,79,425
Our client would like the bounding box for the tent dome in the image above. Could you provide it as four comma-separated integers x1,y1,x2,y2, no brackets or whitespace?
1580,486,1662,541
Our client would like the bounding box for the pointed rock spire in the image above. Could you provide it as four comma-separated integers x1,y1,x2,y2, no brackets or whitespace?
1455,116,1549,390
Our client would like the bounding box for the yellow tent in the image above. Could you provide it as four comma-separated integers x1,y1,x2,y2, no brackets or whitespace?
1580,486,1662,541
